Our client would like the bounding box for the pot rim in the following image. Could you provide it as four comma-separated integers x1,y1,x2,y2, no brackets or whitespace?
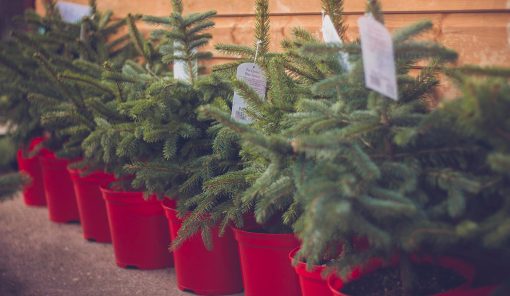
67,167,114,181
99,185,160,205
232,226,299,249
289,247,327,279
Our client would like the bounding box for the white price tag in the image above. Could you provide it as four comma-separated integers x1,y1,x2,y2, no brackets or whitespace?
173,59,188,82
358,15,398,100
0,125,7,135
56,1,91,23
173,41,197,83
231,63,267,124
322,15,342,44
322,14,350,71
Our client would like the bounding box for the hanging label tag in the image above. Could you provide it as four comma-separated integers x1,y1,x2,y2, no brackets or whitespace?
173,41,197,83
231,63,267,124
358,15,398,100
322,15,342,44
173,58,188,82
322,14,351,71
56,1,91,23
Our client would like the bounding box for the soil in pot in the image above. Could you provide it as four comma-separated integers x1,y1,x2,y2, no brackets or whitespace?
341,263,466,296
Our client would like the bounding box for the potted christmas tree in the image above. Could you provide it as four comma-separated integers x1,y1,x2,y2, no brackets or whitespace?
0,0,98,220
0,1,64,207
284,1,351,294
203,0,478,295
105,1,244,293
282,1,479,295
22,1,141,230
189,0,372,293
33,1,141,240
175,0,319,294
76,11,174,269
60,13,140,240
20,8,83,222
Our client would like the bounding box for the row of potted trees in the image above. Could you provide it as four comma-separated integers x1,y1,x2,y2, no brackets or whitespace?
1,0,510,295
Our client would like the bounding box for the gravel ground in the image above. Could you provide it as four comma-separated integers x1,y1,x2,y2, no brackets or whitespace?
0,196,244,296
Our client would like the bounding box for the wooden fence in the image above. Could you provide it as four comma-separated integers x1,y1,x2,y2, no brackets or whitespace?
36,0,510,69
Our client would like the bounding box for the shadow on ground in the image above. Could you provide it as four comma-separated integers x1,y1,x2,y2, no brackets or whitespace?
0,267,25,296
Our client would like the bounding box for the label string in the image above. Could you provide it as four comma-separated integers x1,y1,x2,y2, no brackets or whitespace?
253,40,262,63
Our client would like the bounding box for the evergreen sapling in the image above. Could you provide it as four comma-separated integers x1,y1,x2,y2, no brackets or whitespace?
174,0,350,249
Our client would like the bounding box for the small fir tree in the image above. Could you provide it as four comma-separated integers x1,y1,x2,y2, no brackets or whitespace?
0,1,72,149
1,0,141,167
288,2,460,287
203,1,466,294
82,0,219,193
78,18,168,183
172,0,350,249
27,1,142,163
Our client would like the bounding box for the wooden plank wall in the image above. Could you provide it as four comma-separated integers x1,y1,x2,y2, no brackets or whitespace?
36,0,510,69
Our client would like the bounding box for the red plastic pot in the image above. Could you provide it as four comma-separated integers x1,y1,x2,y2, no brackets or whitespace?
16,137,48,206
289,247,330,296
328,256,475,296
162,200,243,295
233,228,302,296
68,168,114,243
101,187,172,269
39,153,80,223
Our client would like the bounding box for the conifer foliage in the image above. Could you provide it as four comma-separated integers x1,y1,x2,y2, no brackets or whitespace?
0,137,28,201
30,0,141,161
0,172,28,201
0,1,69,149
176,0,393,249
421,72,510,254
0,1,84,193
174,0,300,249
1,0,141,163
82,0,220,194
0,1,509,291
216,0,461,281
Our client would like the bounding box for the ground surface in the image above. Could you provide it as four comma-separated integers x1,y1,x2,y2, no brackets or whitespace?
0,196,244,296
